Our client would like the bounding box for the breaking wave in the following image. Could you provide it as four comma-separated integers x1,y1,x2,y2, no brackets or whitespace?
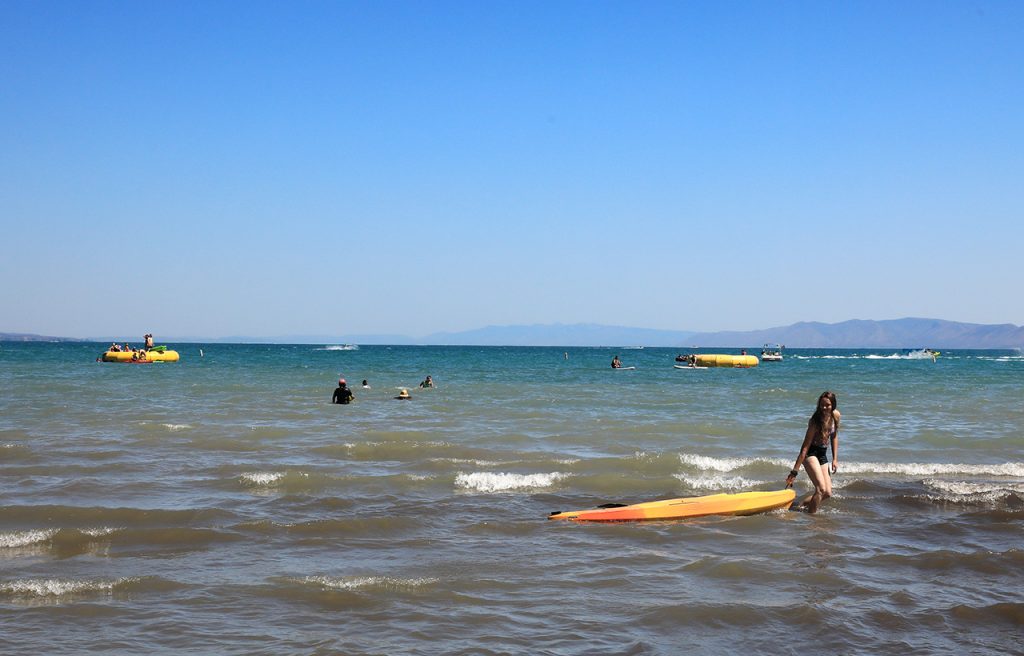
455,471,569,493
0,577,139,598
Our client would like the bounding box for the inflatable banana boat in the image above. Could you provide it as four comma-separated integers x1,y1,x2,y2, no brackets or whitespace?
694,354,759,368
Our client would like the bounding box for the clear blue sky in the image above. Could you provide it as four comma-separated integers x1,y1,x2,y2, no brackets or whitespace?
2,1,1022,338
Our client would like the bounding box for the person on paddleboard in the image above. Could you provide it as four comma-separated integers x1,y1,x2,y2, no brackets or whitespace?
332,379,354,404
785,391,840,513
611,355,622,369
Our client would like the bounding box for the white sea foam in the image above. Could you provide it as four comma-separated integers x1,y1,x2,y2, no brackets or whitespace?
794,353,939,361
301,575,437,590
455,471,568,493
319,345,359,351
82,527,121,537
0,529,57,548
674,474,762,490
240,471,286,486
0,577,136,597
161,423,191,431
840,461,1024,477
676,453,1024,479
924,479,1024,497
677,453,780,472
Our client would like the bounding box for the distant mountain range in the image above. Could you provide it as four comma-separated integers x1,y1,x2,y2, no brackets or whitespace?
415,318,1024,348
688,318,1024,349
422,323,691,347
3,318,1023,348
0,332,87,342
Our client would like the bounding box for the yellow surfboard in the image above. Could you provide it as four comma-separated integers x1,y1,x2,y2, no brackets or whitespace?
548,489,795,522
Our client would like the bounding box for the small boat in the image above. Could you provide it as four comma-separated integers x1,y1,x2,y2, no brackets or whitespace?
760,344,783,362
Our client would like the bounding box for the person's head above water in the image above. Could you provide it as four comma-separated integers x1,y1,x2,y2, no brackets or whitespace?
338,378,346,386
396,389,411,399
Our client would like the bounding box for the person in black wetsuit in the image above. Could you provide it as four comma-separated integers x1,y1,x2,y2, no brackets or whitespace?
332,379,354,404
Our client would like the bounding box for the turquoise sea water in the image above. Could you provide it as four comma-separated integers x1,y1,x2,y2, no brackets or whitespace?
2,343,1022,654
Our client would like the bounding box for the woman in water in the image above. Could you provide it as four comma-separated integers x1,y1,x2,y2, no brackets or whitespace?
785,391,840,513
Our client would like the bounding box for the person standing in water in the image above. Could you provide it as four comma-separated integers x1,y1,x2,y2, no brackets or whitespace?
332,379,354,404
786,391,840,513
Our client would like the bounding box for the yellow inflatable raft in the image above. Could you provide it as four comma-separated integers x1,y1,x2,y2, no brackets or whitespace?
101,350,180,363
694,354,759,368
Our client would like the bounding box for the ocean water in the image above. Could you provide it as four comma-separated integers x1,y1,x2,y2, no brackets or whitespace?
1,342,1022,654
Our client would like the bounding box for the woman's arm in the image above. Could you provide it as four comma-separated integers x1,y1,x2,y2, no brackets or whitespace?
830,410,841,473
786,423,816,487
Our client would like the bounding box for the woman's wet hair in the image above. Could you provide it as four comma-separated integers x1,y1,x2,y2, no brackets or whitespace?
811,390,837,434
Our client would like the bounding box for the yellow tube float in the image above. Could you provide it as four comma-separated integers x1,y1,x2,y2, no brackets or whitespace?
101,350,180,363
694,354,759,368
